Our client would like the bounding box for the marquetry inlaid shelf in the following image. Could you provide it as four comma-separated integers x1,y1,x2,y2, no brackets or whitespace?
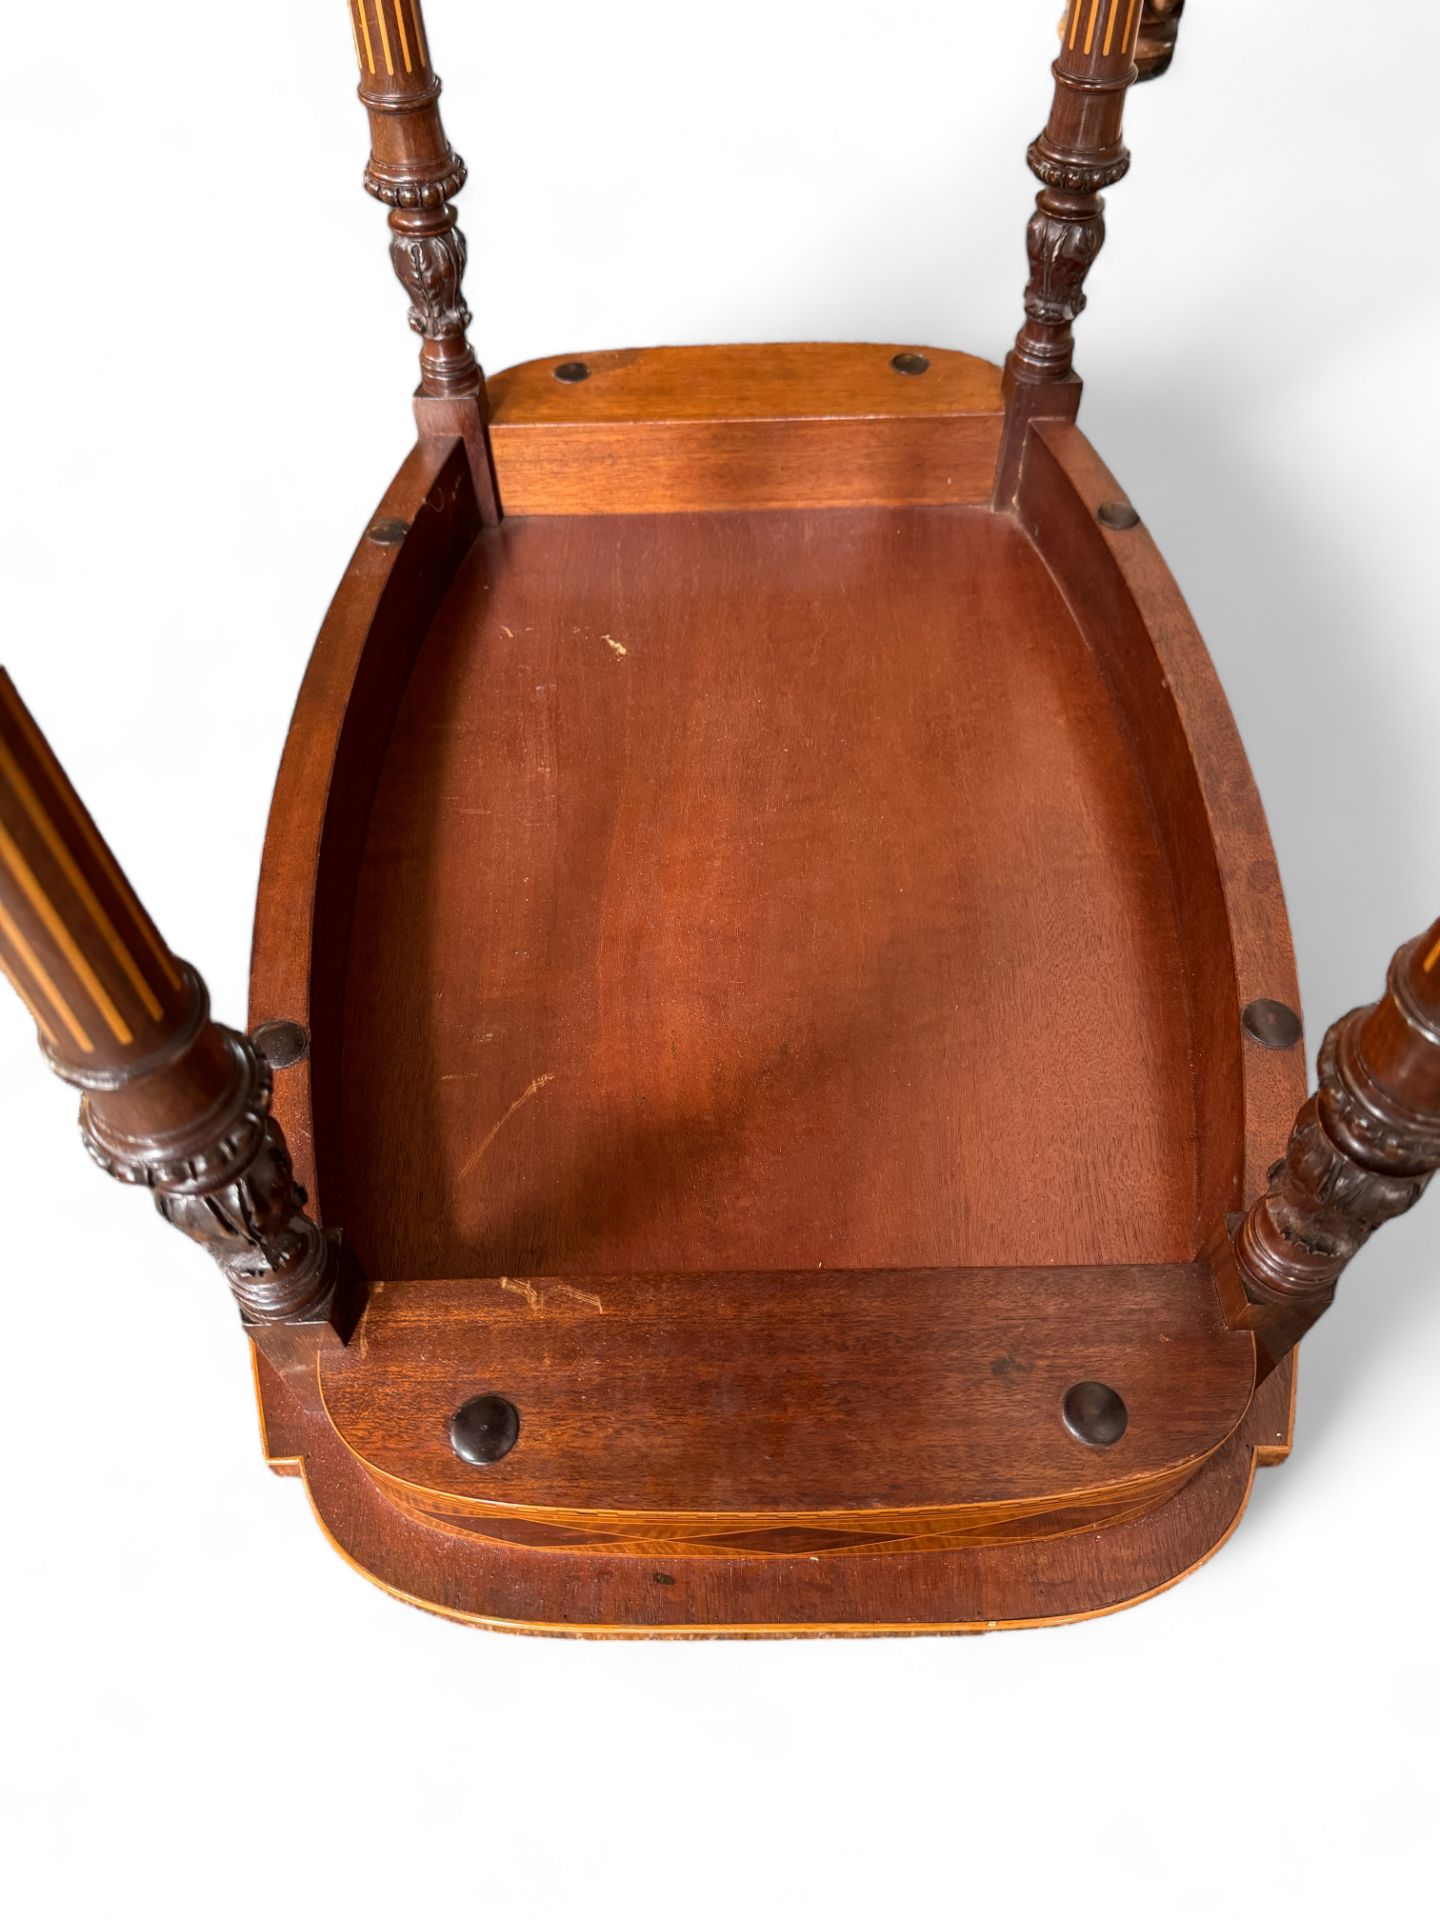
4,0,1435,1636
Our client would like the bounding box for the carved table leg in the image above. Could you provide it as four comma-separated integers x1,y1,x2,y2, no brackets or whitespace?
0,672,353,1363
347,1,500,522
1135,1,1186,82
996,0,1146,503
1215,918,1440,1373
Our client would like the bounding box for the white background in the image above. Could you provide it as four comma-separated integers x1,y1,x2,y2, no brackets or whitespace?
3,3,1437,1914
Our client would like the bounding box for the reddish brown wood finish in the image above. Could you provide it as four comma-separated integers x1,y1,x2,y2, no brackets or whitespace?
338,500,1197,1278
256,1345,1296,1634
0,672,190,1070
997,0,1146,500
250,437,481,1225
1221,918,1440,1367
349,0,499,520
1016,423,1308,1233
485,344,1004,514
244,344,1310,1629
1136,0,1186,80
321,1264,1255,1556
352,0,476,401
0,674,338,1339
1,0,1419,1639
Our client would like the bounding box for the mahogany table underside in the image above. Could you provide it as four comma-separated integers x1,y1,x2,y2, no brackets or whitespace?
249,344,1306,1632
344,504,1192,1277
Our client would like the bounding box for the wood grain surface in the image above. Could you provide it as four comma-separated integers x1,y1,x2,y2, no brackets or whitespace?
486,343,1004,513
319,1264,1255,1552
0,678,339,1333
251,436,480,1214
243,343,1307,1630
255,1346,1295,1634
1018,423,1306,1231
488,344,1003,424
338,502,1198,1280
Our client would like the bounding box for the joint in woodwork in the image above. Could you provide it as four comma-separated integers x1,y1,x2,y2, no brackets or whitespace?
414,390,501,524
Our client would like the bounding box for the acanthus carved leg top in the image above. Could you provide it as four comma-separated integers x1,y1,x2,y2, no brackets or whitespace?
0,670,347,1345
1225,919,1440,1365
387,209,477,397
352,1,482,403
348,2,499,520
996,1,1145,502
78,1000,332,1324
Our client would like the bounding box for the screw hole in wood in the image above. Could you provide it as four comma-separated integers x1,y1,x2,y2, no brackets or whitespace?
367,517,410,546
554,360,591,383
891,351,930,376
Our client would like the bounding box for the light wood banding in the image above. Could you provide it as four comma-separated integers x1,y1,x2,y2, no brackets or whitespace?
320,1266,1255,1558
0,671,188,1073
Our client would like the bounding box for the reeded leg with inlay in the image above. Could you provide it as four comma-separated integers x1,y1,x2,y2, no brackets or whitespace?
0,671,349,1358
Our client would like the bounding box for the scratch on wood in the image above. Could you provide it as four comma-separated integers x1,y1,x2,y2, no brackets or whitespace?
603,634,628,657
500,1277,604,1314
552,1284,604,1313
356,1281,386,1360
460,1072,556,1178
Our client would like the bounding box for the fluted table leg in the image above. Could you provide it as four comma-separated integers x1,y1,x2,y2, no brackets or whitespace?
0,672,354,1362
